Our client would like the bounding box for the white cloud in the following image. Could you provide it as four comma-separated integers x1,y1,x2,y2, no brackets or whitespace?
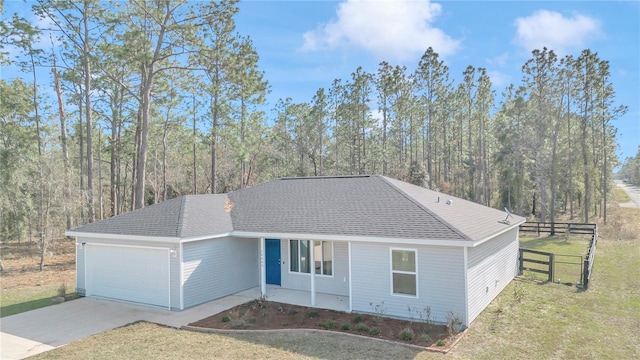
486,70,510,90
513,10,601,54
301,0,460,61
486,52,509,67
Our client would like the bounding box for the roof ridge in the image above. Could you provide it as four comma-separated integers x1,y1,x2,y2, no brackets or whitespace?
176,196,187,237
280,175,371,180
376,176,471,241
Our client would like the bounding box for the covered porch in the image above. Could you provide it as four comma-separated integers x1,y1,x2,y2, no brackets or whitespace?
237,286,350,313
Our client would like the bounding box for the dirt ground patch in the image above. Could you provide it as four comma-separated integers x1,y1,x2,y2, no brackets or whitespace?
189,299,461,350
0,238,76,291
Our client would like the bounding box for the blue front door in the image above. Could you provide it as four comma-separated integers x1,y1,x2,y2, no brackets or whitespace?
265,239,281,285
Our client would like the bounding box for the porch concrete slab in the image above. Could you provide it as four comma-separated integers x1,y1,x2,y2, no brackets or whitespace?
0,292,256,360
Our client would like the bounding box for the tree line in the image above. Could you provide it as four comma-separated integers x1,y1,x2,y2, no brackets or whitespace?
0,1,626,268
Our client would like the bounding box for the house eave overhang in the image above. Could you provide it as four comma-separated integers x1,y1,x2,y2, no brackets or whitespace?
66,220,525,247
471,217,527,247
66,230,234,243
230,231,476,247
65,231,181,243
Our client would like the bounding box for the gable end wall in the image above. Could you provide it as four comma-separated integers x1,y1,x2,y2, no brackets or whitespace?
466,228,519,323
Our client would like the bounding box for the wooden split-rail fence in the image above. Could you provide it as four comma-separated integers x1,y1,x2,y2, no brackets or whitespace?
518,222,598,290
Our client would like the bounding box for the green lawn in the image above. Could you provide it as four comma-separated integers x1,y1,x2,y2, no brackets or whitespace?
519,234,591,285
613,187,632,202
31,207,640,359
0,284,76,318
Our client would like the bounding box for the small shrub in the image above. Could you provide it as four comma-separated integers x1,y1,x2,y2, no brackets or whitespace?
221,315,231,323
282,322,289,327
352,315,363,324
341,323,351,330
446,311,462,337
513,282,526,302
316,319,335,330
436,339,446,346
369,327,380,336
355,323,370,332
418,333,431,344
325,319,335,329
397,327,414,341
57,282,67,297
231,318,245,328
369,301,387,324
307,310,319,318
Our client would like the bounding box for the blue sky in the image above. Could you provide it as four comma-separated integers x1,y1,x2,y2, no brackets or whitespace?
2,0,638,163
234,0,640,163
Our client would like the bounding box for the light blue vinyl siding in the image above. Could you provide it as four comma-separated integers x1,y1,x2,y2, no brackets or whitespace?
351,242,466,325
280,240,349,296
170,247,181,310
466,228,519,323
182,237,259,308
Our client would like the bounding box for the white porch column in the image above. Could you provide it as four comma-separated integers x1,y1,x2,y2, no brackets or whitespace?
260,237,266,297
310,240,316,306
348,241,352,312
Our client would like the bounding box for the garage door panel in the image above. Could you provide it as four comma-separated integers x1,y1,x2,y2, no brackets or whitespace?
86,244,170,308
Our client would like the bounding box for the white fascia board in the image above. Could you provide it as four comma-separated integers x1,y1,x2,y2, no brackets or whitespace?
471,218,527,247
65,231,181,244
179,232,233,243
229,231,475,247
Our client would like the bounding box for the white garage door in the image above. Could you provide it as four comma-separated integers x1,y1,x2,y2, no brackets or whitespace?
86,244,170,308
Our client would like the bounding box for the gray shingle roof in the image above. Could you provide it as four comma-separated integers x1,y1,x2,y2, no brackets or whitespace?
68,194,232,238
383,177,524,240
228,176,467,240
69,175,524,242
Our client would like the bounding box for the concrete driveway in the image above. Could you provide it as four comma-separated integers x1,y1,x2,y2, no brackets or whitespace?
0,290,257,360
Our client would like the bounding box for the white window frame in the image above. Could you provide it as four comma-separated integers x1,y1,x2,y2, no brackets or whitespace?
390,247,418,298
313,240,334,277
289,239,311,274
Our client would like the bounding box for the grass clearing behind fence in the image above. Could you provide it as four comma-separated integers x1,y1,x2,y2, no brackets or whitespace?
520,234,592,285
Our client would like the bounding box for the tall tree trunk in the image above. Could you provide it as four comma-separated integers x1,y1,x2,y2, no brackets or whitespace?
30,52,45,271
52,55,72,229
211,93,218,194
84,0,94,222
192,92,197,194
97,128,103,220
134,61,157,209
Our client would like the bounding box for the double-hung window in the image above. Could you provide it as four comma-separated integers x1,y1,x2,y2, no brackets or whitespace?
290,240,333,275
290,240,310,273
391,249,417,296
314,241,333,276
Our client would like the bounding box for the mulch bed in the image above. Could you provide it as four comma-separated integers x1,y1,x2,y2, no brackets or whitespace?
189,299,462,350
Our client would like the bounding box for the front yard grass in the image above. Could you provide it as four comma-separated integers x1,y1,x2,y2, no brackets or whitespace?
31,207,640,359
0,284,76,318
